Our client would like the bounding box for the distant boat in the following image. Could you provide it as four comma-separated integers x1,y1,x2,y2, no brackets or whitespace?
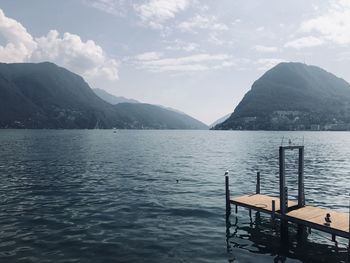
113,127,117,133
94,120,101,129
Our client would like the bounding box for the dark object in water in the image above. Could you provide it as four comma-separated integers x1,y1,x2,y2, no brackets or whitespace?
176,179,179,183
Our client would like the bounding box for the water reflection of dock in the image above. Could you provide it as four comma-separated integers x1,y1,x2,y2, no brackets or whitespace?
226,212,349,262
225,145,350,257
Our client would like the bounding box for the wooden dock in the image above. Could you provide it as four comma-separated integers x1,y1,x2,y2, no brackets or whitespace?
231,194,349,238
225,145,350,251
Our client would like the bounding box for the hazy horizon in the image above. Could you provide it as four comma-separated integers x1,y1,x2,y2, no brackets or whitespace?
1,0,350,124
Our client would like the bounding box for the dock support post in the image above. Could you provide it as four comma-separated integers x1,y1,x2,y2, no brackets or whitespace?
225,171,231,218
256,172,260,194
298,147,305,208
279,147,287,215
280,220,289,245
279,146,289,245
284,187,289,212
297,225,307,247
348,193,350,255
249,209,253,225
271,200,276,221
332,234,336,242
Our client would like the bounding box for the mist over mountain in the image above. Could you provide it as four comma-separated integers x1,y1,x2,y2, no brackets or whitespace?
113,103,207,129
93,88,139,104
214,62,350,130
210,113,231,128
93,87,191,118
0,62,207,130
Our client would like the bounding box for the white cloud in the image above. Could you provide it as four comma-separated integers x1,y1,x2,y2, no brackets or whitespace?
134,0,192,29
233,19,241,25
85,0,192,29
178,14,229,32
255,58,287,71
0,9,119,82
135,51,163,60
165,39,199,52
0,9,37,63
32,30,119,81
284,36,324,49
254,45,279,53
133,52,235,72
84,0,128,16
208,33,223,46
299,0,350,45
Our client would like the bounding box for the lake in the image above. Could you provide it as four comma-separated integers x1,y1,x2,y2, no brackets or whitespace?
0,130,349,262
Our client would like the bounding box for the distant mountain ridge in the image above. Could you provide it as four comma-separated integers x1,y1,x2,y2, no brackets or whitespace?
0,62,208,130
93,88,139,104
210,113,231,128
214,62,350,130
91,89,207,129
93,88,187,116
113,103,207,129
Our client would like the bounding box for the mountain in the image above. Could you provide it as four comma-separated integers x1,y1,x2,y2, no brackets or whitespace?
0,62,208,130
94,88,190,116
210,113,231,128
93,88,207,129
214,62,350,130
0,62,118,129
113,103,208,129
93,88,139,104
155,105,187,115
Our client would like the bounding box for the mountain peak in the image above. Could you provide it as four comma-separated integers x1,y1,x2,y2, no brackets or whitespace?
0,62,207,129
215,62,350,130
259,62,346,85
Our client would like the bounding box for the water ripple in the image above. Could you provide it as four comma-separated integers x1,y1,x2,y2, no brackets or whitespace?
0,130,349,262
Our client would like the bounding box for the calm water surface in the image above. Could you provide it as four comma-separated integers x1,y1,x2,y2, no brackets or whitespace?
0,130,349,262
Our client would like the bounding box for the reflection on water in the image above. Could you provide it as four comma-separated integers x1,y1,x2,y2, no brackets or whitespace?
226,210,349,263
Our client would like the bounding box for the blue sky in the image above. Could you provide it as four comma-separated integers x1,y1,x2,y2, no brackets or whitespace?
1,0,350,124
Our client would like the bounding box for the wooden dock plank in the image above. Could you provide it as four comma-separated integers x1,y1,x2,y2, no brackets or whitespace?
231,194,350,237
231,194,297,213
287,207,349,233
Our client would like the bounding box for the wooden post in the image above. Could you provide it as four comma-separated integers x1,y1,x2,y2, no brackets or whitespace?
284,186,289,212
225,171,231,218
298,147,305,208
271,200,276,221
280,220,289,245
279,146,288,241
297,225,307,247
348,193,350,254
279,147,287,215
256,172,260,194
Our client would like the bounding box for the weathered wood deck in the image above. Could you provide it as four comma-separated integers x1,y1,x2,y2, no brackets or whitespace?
225,145,350,251
231,194,350,238
232,194,297,213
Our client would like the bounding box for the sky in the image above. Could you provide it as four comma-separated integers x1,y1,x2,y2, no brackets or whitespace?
1,0,350,125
